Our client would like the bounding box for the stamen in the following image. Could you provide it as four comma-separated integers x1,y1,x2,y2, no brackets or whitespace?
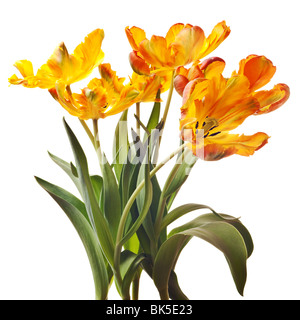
209,131,221,137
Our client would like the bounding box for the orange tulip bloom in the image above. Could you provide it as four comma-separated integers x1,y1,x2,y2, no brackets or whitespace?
9,29,105,89
234,55,290,115
179,62,289,160
125,21,230,75
50,64,164,120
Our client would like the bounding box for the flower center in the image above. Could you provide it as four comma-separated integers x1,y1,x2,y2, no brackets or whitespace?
195,117,221,138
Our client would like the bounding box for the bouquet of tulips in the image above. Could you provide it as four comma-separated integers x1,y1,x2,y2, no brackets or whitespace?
9,21,289,300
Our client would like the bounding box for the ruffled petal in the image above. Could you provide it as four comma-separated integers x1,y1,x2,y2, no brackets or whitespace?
253,83,290,115
190,132,270,160
197,21,230,59
8,60,40,88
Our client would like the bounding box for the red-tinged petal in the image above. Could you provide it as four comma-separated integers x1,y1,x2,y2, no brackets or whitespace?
165,23,193,46
200,57,225,79
52,82,81,117
99,63,125,94
129,51,151,75
187,64,204,81
182,78,208,107
238,55,276,92
174,74,189,96
125,26,147,51
254,83,290,115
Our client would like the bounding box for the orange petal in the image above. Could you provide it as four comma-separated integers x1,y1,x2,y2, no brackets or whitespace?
139,35,172,68
99,63,125,94
171,26,205,66
254,83,290,115
51,82,81,117
125,26,147,51
190,132,270,160
174,74,189,96
165,23,193,46
103,85,139,118
198,21,230,59
129,51,151,75
238,55,276,92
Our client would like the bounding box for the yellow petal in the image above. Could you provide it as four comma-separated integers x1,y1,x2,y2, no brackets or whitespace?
125,26,147,51
197,21,230,59
171,26,205,66
200,57,226,79
8,60,39,88
72,28,105,82
36,29,104,88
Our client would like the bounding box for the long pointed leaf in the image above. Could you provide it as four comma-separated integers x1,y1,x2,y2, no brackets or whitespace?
63,118,115,266
36,177,109,300
113,110,129,181
48,152,83,197
100,153,122,241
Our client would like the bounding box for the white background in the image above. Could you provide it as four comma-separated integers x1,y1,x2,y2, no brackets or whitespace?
1,0,299,300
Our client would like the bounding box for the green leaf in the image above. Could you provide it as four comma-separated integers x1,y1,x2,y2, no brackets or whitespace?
90,175,103,204
63,118,115,266
113,109,129,181
145,90,161,136
48,152,83,197
120,157,153,247
121,252,147,299
35,177,90,224
36,177,109,300
153,213,250,297
161,203,216,232
100,153,122,241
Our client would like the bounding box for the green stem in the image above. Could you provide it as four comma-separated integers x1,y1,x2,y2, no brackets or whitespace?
154,150,187,238
113,143,187,293
136,102,141,137
159,70,175,146
92,119,103,165
79,119,95,148
132,269,142,300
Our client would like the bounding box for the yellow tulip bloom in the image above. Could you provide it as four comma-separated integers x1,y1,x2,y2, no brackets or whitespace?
9,29,105,89
50,64,164,120
125,21,230,75
180,56,289,160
